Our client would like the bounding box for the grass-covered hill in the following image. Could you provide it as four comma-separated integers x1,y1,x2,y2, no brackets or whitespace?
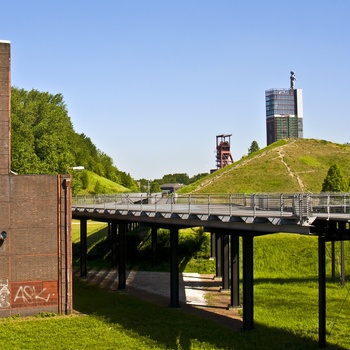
73,170,131,195
179,138,350,194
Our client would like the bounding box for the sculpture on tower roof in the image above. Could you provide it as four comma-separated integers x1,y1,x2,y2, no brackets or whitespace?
290,71,296,89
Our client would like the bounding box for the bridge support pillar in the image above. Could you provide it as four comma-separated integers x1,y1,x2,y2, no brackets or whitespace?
170,227,180,308
319,235,326,348
151,226,158,268
230,235,240,307
221,233,230,290
118,223,126,290
242,235,254,331
111,221,118,267
211,232,216,258
216,233,222,277
80,218,87,277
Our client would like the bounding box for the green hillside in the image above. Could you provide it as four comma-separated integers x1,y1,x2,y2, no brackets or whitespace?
73,170,131,195
11,87,139,192
179,139,350,194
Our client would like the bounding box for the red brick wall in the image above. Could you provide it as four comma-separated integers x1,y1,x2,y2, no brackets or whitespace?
0,41,11,174
0,41,72,317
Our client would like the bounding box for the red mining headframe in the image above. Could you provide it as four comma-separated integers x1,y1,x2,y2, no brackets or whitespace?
216,134,234,169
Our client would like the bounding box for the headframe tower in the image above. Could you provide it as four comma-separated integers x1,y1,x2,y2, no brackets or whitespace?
215,134,234,169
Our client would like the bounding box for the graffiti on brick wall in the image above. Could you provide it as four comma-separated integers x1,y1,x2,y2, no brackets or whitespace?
11,281,58,308
14,285,51,303
0,280,10,308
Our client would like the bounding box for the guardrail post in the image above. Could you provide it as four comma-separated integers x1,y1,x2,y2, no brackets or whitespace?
188,194,191,214
208,195,211,215
327,194,330,220
253,194,256,217
171,193,174,213
280,193,283,217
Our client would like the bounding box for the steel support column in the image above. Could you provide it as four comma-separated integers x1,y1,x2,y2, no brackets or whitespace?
111,221,118,267
118,223,126,290
170,227,180,308
331,241,335,282
222,234,229,290
151,226,158,268
211,232,216,258
318,235,326,348
242,235,254,330
230,235,240,307
216,233,222,277
80,218,87,277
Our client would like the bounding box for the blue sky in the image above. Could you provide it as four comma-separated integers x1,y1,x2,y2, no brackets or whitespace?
1,1,349,179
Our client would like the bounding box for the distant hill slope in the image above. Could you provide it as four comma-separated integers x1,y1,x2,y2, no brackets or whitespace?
179,139,350,194
75,170,130,195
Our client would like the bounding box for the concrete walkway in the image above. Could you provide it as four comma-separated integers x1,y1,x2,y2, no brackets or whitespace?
75,268,242,330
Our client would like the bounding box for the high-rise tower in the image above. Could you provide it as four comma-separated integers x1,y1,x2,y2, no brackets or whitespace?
265,71,303,145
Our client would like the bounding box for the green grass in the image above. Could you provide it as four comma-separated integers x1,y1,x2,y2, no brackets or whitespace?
73,169,131,195
178,138,350,194
1,222,349,349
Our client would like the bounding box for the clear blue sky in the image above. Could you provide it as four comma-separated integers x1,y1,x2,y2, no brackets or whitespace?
1,1,349,179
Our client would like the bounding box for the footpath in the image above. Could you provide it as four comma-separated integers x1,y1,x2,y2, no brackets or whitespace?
74,268,242,330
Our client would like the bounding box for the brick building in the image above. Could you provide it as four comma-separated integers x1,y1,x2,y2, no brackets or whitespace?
0,41,72,317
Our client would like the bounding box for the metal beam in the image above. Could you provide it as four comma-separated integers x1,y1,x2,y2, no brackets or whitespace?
80,218,87,277
222,234,229,290
111,221,118,267
242,235,254,330
230,235,240,307
211,232,216,258
216,233,222,277
170,227,180,308
118,223,126,290
151,226,158,268
319,235,326,348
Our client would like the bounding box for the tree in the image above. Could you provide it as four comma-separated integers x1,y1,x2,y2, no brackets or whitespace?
11,87,138,192
321,164,348,192
248,141,260,155
150,181,161,193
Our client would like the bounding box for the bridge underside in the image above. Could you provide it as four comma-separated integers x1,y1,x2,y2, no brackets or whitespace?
73,209,349,348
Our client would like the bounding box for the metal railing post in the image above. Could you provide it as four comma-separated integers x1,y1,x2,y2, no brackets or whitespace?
280,193,283,217
208,195,210,215
188,194,191,214
253,194,256,217
327,194,330,220
171,193,174,214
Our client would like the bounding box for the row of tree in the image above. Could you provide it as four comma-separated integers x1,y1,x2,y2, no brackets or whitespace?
137,172,210,193
11,87,138,191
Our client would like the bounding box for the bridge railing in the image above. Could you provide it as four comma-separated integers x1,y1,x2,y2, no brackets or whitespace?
72,192,350,220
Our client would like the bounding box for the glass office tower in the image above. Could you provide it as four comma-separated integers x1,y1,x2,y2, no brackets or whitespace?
265,76,303,145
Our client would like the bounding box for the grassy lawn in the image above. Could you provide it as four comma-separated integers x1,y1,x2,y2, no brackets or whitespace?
0,221,348,349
